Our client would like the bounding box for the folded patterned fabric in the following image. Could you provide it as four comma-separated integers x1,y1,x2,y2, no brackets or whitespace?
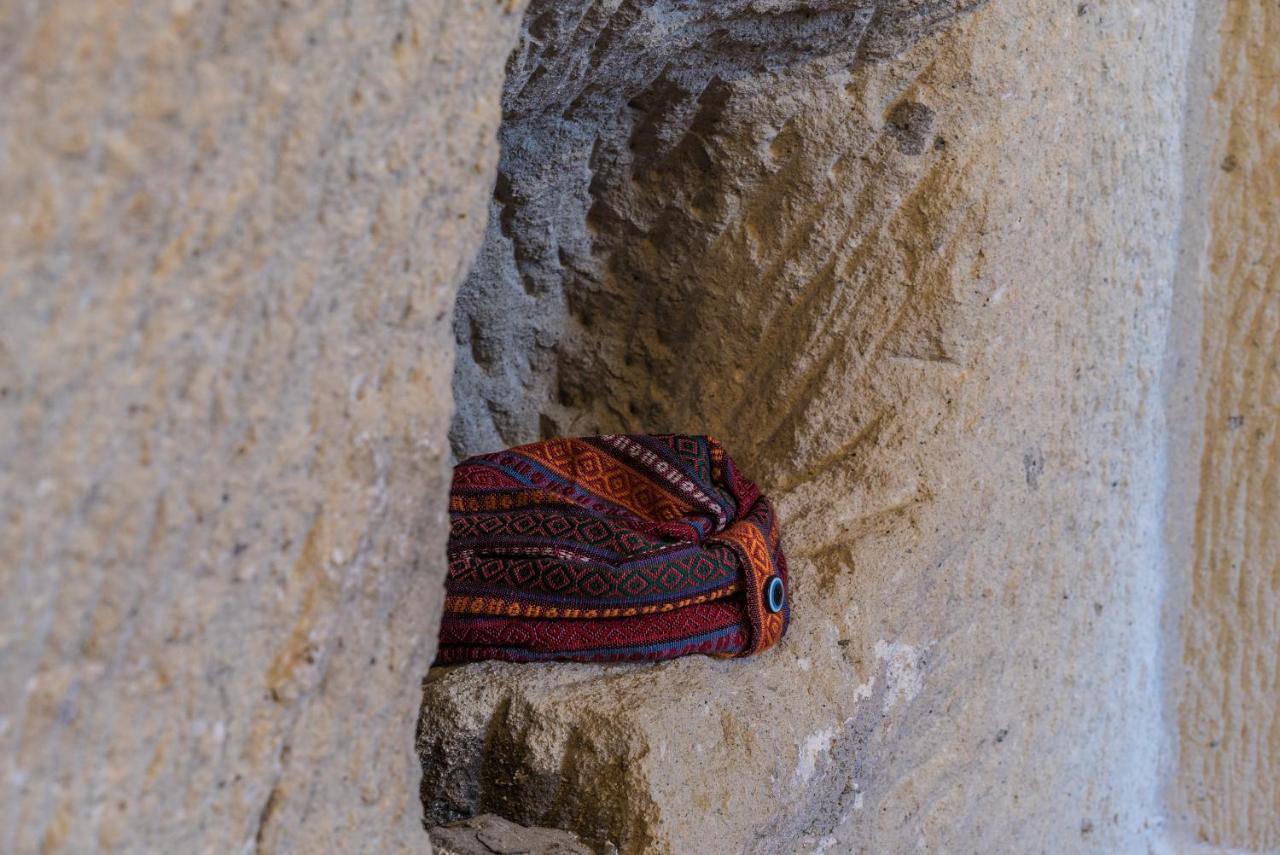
436,434,790,664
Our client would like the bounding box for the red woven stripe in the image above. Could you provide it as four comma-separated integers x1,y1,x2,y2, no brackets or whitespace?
437,434,790,664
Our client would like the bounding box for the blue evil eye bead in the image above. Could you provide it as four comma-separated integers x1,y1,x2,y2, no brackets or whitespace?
765,575,785,614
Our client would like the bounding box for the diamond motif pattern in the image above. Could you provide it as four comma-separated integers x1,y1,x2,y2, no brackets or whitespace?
439,435,789,664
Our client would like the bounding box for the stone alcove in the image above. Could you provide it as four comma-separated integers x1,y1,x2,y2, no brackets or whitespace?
418,0,1188,850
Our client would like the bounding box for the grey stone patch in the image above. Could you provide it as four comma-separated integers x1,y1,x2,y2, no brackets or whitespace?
430,813,601,855
1024,447,1045,489
886,100,936,154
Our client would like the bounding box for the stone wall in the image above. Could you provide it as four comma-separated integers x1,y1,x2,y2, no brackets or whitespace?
2,0,1276,852
0,1,525,851
1167,0,1280,847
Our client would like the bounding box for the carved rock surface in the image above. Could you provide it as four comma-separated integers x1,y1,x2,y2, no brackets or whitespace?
427,0,1202,851
449,0,981,457
0,1,526,851
430,814,598,855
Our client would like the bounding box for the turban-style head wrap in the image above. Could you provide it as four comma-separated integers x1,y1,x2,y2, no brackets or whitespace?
436,434,790,664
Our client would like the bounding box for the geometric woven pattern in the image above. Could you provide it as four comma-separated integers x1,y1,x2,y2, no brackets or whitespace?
436,434,791,663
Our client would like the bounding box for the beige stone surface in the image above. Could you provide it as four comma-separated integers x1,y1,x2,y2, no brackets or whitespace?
424,0,1201,851
0,1,526,851
1169,0,1280,847
2,0,1274,851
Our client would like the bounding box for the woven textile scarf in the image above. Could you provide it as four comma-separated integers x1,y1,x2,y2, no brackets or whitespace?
436,434,790,664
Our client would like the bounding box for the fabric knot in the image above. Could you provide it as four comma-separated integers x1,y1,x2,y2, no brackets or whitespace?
436,434,791,664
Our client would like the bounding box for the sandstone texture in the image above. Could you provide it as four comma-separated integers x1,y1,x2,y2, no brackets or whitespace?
449,0,982,458
426,0,1202,851
0,1,526,851
1167,0,1280,847
2,0,1275,851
